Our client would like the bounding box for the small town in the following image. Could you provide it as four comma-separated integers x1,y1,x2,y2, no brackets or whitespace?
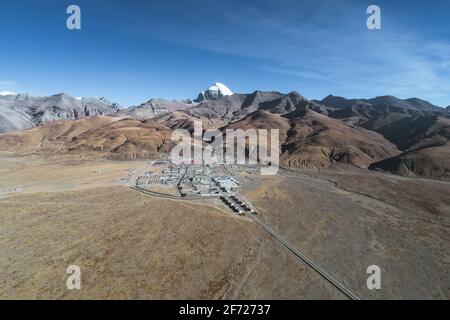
133,160,257,216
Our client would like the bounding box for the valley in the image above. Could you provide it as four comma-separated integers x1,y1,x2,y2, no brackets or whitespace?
2,0,449,304
0,84,449,300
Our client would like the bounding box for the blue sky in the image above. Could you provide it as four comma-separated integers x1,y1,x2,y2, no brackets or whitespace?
1,0,449,107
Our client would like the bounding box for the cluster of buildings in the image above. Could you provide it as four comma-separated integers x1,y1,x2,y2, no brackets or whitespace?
213,176,240,193
136,167,184,187
220,195,255,216
179,167,215,197
134,162,256,217
179,166,241,197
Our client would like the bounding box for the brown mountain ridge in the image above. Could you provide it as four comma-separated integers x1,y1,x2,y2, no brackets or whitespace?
0,90,448,180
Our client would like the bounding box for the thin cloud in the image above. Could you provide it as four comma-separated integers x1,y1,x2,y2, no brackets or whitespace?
132,0,449,105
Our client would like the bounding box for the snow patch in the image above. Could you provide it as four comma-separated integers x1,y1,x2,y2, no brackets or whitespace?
207,82,233,96
0,91,17,96
195,82,234,102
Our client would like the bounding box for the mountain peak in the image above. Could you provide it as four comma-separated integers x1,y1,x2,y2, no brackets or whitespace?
208,82,233,96
52,93,71,98
287,91,305,99
194,82,233,102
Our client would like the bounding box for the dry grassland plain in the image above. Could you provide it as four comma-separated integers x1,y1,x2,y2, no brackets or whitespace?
0,154,448,299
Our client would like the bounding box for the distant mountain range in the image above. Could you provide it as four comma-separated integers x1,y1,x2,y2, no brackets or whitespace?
0,93,120,133
0,84,449,180
117,98,192,120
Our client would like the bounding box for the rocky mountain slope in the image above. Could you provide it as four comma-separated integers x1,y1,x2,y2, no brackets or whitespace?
0,93,120,133
182,91,327,126
67,118,172,160
0,115,172,160
117,98,191,120
224,107,399,169
154,111,223,131
317,95,450,179
0,85,448,179
0,116,119,153
370,117,450,179
370,141,450,180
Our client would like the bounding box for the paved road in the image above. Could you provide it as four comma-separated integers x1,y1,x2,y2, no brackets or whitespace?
130,186,220,201
130,185,360,300
176,167,188,197
244,211,361,300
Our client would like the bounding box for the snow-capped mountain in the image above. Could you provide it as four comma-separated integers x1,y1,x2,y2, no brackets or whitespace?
0,93,121,133
194,82,233,102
